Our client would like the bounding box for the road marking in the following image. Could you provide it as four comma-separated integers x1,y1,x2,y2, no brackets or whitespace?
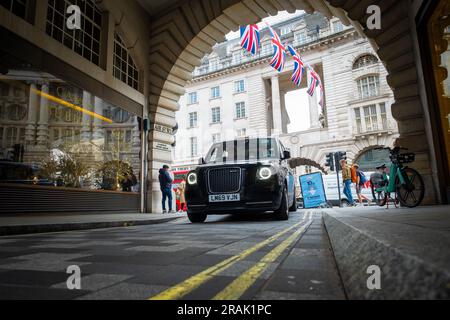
213,215,313,300
149,212,312,300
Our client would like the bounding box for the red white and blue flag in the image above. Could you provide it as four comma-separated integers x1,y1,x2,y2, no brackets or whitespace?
307,67,321,97
318,83,325,108
287,45,305,87
267,24,286,72
240,25,260,55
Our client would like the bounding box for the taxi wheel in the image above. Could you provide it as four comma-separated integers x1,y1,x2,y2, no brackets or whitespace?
274,186,289,221
187,211,207,223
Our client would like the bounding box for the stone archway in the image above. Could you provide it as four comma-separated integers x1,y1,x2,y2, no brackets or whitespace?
147,0,435,210
289,157,327,173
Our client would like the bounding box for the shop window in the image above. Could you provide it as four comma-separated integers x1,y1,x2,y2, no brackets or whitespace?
113,33,140,91
46,0,103,66
0,71,141,193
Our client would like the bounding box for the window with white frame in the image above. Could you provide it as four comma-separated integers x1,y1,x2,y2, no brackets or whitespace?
354,108,363,134
236,129,246,138
380,103,388,130
113,33,140,90
235,102,246,119
188,92,198,104
190,137,198,157
353,54,378,69
235,80,245,93
363,105,379,132
332,20,344,33
357,75,380,99
232,51,242,65
211,86,221,99
212,133,221,143
188,112,197,128
294,31,307,45
46,0,103,66
211,107,221,124
1,0,28,19
261,42,272,56
280,26,291,36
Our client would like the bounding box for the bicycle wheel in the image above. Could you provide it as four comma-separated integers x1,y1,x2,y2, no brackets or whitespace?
396,168,425,208
376,190,387,207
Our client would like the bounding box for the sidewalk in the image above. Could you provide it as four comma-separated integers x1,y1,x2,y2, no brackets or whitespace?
0,212,187,236
322,205,450,299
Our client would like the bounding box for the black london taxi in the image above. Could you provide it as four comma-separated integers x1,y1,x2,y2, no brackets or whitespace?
185,137,297,223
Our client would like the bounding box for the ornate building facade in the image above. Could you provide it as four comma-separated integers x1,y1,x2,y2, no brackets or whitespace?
173,13,399,174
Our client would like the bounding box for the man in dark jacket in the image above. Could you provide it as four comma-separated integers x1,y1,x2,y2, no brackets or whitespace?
159,165,174,213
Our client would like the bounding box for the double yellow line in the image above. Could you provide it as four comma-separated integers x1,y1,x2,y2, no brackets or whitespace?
149,212,313,300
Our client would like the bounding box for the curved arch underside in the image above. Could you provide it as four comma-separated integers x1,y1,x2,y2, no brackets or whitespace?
149,0,422,143
289,157,327,173
146,0,436,205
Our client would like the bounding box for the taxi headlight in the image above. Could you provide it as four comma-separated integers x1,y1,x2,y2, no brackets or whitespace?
187,172,197,185
258,167,273,180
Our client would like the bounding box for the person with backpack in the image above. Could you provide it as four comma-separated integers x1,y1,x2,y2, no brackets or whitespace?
340,159,356,206
353,163,371,205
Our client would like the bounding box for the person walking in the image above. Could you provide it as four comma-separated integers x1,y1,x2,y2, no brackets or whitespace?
354,164,371,205
340,159,356,206
159,165,174,213
177,175,186,213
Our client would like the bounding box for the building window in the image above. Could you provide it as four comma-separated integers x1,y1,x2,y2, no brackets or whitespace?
0,0,28,19
236,129,246,138
332,20,344,33
188,112,197,128
354,108,362,134
363,105,379,132
188,92,198,104
357,75,380,99
294,31,307,45
113,33,140,90
235,80,245,93
280,26,291,36
46,0,103,66
211,86,220,99
232,51,242,64
212,133,221,143
211,107,221,124
353,54,378,69
380,103,388,130
235,102,246,119
190,137,198,157
261,42,272,56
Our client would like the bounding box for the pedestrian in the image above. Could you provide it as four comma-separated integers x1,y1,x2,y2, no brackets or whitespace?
354,164,371,205
340,159,356,206
177,175,186,213
159,165,174,213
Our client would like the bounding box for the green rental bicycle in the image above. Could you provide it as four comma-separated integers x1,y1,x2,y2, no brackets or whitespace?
371,147,425,208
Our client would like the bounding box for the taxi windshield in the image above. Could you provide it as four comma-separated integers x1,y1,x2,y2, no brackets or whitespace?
205,138,279,164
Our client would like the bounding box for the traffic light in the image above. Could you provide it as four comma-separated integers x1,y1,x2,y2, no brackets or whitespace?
325,152,335,171
334,151,347,171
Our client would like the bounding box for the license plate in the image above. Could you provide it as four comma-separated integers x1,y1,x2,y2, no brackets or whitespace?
209,194,240,202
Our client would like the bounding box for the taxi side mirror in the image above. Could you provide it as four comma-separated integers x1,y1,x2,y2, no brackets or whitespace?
198,157,206,165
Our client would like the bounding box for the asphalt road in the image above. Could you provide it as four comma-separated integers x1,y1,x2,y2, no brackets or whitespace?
0,210,346,300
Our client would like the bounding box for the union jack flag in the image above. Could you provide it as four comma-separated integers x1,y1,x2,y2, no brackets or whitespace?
287,45,305,87
267,24,286,72
307,67,321,97
240,25,260,55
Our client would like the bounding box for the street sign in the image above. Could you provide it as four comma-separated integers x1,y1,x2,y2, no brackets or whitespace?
299,172,327,209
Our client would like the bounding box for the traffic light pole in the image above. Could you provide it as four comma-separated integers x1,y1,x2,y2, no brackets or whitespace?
335,155,342,208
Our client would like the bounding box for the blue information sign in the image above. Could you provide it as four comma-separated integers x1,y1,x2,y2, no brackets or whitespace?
299,172,327,209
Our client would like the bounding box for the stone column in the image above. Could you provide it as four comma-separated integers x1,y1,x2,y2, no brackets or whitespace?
25,84,39,145
271,75,283,135
36,83,49,147
309,91,320,129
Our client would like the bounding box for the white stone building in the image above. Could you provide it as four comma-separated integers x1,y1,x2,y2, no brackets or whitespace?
173,13,399,173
